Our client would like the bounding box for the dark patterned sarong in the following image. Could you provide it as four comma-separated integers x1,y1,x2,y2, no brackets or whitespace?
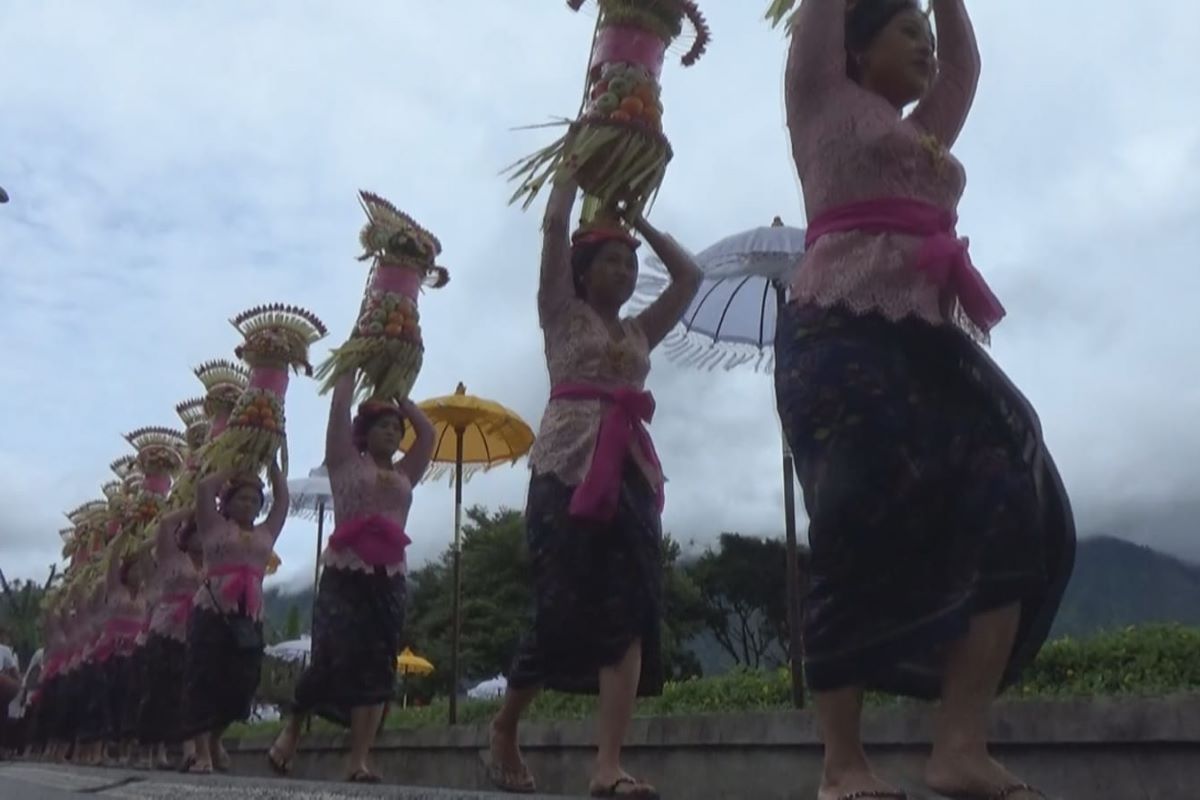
105,655,133,740
507,464,664,696
774,303,1076,698
122,646,148,739
292,565,406,728
137,634,187,744
51,673,79,742
180,607,263,738
77,664,108,743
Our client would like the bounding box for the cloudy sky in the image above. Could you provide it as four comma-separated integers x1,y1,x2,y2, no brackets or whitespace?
2,1,1197,589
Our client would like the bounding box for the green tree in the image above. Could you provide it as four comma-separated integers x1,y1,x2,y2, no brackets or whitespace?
0,565,59,664
284,603,302,640
404,506,532,694
690,533,791,669
660,534,706,681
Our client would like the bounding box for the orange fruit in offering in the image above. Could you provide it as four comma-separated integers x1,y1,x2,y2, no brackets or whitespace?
385,324,402,337
619,97,644,116
610,110,632,123
634,84,657,105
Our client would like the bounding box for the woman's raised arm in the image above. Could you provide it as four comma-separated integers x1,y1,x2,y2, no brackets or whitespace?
785,0,850,124
538,176,579,325
909,0,980,147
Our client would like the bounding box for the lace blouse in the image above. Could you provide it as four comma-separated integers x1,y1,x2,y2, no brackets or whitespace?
320,375,430,576
192,474,288,620
785,0,980,332
148,521,202,641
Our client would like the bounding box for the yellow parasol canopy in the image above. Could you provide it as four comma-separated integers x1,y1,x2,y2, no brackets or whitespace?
396,647,434,676
398,382,535,483
398,382,533,723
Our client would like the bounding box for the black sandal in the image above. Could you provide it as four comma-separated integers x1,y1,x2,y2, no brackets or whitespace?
938,784,1048,800
487,760,537,793
836,792,908,799
590,777,660,799
347,769,382,784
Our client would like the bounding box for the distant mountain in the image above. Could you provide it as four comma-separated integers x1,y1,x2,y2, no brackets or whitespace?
261,536,1200,671
1050,535,1200,637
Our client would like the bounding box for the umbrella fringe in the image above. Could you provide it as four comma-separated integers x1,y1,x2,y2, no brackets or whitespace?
662,328,775,374
421,460,514,486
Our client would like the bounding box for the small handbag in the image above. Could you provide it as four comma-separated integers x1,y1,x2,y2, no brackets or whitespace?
204,581,264,652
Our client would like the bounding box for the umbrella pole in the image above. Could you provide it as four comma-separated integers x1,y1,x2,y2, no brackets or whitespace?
449,429,465,725
782,432,806,709
311,500,325,626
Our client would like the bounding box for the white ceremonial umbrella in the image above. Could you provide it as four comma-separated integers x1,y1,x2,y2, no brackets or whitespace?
630,216,809,707
266,465,333,621
467,674,508,700
633,216,805,372
264,635,311,663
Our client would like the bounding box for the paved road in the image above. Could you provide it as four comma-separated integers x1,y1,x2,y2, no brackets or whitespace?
0,763,576,799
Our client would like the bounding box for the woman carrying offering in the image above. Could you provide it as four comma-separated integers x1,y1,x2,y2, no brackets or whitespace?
179,463,287,774
267,381,434,783
488,175,701,799
768,2,1075,799
136,508,200,770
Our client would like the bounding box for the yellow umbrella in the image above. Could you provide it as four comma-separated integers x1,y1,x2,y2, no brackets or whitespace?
396,646,434,676
398,382,534,723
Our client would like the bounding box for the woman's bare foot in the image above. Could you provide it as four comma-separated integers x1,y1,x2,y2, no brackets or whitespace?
926,750,1043,799
212,742,231,772
818,765,904,800
487,721,535,793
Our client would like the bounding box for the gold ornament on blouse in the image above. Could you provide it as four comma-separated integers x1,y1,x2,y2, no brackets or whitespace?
918,132,949,175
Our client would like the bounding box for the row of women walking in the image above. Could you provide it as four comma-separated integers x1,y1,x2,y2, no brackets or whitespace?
19,1,1073,799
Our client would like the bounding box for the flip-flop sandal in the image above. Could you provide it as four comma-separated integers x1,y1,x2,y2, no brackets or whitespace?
937,785,1048,800
835,792,909,799
590,777,661,799
266,747,292,777
185,762,213,775
347,770,383,784
486,760,537,793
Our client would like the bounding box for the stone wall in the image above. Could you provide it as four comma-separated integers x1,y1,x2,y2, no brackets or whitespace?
227,695,1200,799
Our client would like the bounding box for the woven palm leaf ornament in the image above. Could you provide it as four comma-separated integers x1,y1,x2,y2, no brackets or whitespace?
506,0,710,223
168,360,250,513
196,359,249,441
202,304,328,477
65,500,108,564
315,191,449,403
122,426,186,551
175,398,210,454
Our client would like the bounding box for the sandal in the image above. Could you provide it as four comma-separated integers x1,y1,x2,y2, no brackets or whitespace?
590,777,660,799
835,792,908,799
347,769,383,784
266,746,292,777
487,760,537,794
937,785,1047,800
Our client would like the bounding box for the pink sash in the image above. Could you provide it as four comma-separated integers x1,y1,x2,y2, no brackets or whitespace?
327,515,412,568
549,382,664,522
160,592,195,629
207,563,265,616
806,197,1006,334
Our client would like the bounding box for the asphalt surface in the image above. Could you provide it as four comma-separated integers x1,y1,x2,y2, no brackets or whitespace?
0,763,576,799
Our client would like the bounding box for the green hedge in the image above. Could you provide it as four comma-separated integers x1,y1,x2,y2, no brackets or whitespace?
232,624,1200,737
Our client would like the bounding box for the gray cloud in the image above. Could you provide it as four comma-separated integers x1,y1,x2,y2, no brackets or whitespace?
1,2,1197,582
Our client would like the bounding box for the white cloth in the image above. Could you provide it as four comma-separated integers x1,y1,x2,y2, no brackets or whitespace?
0,644,21,717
